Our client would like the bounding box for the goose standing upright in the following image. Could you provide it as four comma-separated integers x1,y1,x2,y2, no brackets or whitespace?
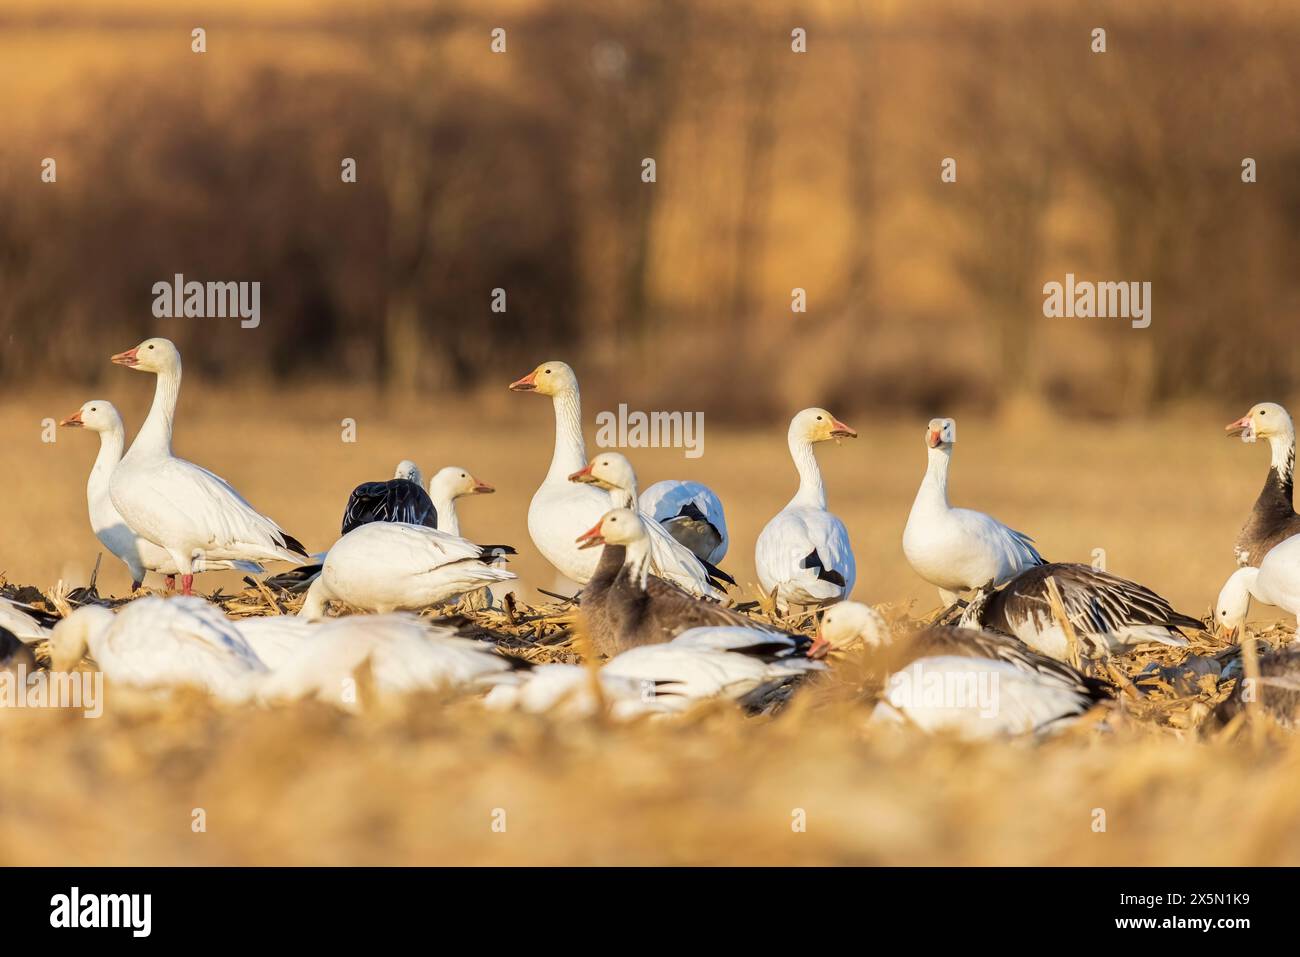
1225,402,1300,566
107,338,308,595
60,400,261,591
818,601,1109,738
569,452,732,597
903,417,1044,604
508,361,609,585
639,480,729,565
754,408,858,612
427,466,495,537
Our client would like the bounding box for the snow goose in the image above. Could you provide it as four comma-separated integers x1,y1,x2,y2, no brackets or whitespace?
902,417,1044,604
576,508,797,657
107,338,309,595
508,361,609,585
639,480,729,564
49,598,266,702
960,563,1199,662
485,632,822,718
1225,402,1300,567
0,597,53,643
342,460,438,534
298,522,516,618
569,451,732,597
818,601,1109,738
60,400,261,591
257,613,526,708
1214,533,1300,641
754,408,858,612
426,466,495,537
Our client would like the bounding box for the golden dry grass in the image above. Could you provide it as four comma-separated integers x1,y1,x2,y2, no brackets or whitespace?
3,386,1299,865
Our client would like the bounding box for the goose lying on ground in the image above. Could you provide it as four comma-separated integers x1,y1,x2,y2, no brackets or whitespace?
427,466,494,537
107,338,309,596
257,613,527,708
342,460,438,534
754,408,858,612
484,629,823,718
61,400,261,591
1215,646,1300,728
0,597,53,643
50,598,266,701
818,601,1110,738
509,361,609,585
576,508,799,657
1226,402,1300,567
960,563,1199,661
903,417,1044,604
1214,533,1300,641
299,522,516,618
570,452,732,597
639,480,729,565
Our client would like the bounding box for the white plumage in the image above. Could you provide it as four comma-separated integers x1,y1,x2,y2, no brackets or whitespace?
426,465,495,537
570,452,727,598
0,597,51,643
49,598,266,701
107,338,306,595
755,408,858,611
61,399,261,589
902,417,1043,603
1216,532,1300,638
299,521,516,618
639,479,729,565
509,361,610,585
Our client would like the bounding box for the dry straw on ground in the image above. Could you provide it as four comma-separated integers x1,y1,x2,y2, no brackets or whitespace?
3,574,1298,867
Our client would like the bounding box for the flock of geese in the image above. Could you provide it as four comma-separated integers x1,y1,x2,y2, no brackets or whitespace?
4,338,1300,734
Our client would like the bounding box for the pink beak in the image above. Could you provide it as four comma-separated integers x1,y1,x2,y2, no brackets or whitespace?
110,347,139,367
568,463,597,483
927,429,943,448
472,479,495,494
508,371,538,392
1225,414,1253,438
830,418,857,439
59,410,84,427
575,521,605,549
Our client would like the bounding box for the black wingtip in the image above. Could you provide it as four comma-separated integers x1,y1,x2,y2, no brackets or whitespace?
701,559,736,587
281,532,311,558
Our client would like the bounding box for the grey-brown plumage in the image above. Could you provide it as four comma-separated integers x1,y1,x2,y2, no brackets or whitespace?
597,570,770,657
961,563,1200,661
1234,454,1300,566
1215,647,1300,728
1,626,36,675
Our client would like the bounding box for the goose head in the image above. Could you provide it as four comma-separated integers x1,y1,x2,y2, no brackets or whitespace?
575,507,646,550
791,407,857,444
1226,402,1292,444
811,601,889,657
509,360,578,397
394,460,423,485
111,337,181,375
49,604,116,672
59,399,122,433
925,417,957,450
429,466,494,500
1214,567,1257,641
568,452,636,493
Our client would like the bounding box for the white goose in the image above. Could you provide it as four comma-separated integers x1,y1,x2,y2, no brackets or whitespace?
60,400,261,591
639,480,729,565
427,466,496,537
299,522,516,618
818,601,1108,738
49,597,266,702
485,629,822,718
902,417,1044,604
1215,532,1300,641
508,361,609,585
257,613,525,708
107,338,308,595
569,452,731,598
754,408,858,611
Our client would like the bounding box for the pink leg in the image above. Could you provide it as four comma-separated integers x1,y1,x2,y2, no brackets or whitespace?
164,575,176,592
181,574,194,596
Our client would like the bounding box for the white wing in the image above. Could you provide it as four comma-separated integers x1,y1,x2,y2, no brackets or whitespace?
639,480,729,564
0,598,51,641
755,506,856,605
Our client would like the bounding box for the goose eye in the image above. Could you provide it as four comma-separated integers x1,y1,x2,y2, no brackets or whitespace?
816,415,823,420
148,344,155,350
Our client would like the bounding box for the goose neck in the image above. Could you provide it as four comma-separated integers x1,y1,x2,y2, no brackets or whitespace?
1267,429,1296,499
546,388,587,482
131,366,182,457
787,432,826,509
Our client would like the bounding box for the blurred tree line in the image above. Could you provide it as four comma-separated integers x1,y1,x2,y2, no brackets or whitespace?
0,0,1297,418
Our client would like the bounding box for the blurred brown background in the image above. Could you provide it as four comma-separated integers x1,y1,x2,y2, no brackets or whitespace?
2,0,1297,418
